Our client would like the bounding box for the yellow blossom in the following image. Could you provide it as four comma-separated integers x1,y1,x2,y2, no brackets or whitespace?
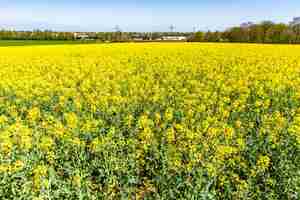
39,136,54,152
12,160,25,172
65,112,78,129
257,155,271,171
27,107,41,122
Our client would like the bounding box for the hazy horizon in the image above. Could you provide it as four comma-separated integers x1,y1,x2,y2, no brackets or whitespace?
1,0,300,32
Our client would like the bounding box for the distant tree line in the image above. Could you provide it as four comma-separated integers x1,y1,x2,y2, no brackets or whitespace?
1,20,300,43
190,21,300,43
0,29,191,41
0,30,75,40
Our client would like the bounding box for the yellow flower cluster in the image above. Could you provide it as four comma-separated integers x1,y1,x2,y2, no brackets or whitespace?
256,155,271,172
0,160,24,173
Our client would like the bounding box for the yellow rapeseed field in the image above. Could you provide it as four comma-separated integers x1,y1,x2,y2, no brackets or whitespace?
0,43,299,199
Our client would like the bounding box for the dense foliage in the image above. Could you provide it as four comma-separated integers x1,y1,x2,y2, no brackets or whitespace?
0,30,191,42
0,43,299,199
192,21,300,43
0,30,75,40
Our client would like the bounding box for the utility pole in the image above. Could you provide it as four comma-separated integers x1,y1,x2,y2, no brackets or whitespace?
193,26,197,33
113,25,121,32
169,25,175,33
113,25,122,41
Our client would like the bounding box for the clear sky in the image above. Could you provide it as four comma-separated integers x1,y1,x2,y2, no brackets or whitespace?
1,0,300,32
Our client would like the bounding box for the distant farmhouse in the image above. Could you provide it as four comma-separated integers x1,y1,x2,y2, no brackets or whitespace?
161,36,187,41
290,17,300,26
132,37,144,41
74,32,90,40
131,34,144,41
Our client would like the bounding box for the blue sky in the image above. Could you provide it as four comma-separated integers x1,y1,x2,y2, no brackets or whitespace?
1,0,300,32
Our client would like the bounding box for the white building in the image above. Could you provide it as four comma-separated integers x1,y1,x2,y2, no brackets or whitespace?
161,36,187,41
132,37,144,41
74,32,89,40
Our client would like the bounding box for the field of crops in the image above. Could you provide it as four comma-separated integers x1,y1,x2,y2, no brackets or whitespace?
0,43,299,199
0,40,97,47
